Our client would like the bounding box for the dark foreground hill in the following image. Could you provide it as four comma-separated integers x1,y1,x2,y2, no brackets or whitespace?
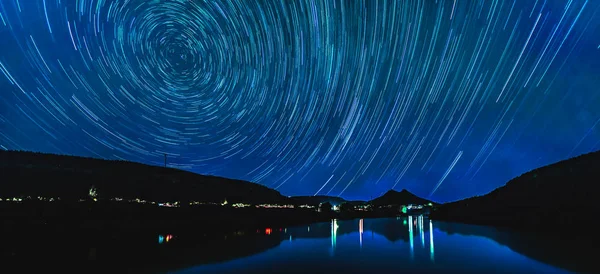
370,189,435,206
0,150,288,204
431,150,600,228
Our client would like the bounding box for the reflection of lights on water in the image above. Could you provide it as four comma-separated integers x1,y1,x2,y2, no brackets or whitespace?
359,219,364,248
408,216,414,260
419,215,424,247
331,219,338,254
158,234,174,244
429,220,435,262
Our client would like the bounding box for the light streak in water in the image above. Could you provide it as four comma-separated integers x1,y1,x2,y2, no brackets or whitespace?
419,215,425,247
158,234,174,244
408,216,414,260
359,219,364,248
429,220,435,262
331,219,338,249
330,219,338,256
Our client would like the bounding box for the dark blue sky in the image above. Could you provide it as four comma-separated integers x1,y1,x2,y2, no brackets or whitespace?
1,0,599,202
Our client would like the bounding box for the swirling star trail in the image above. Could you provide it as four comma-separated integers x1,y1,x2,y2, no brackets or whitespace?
1,0,599,202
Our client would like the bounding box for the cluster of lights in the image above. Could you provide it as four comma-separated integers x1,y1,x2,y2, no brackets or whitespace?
297,205,316,209
255,204,295,209
189,201,221,206
2,196,424,214
354,204,371,211
0,197,23,202
231,203,251,208
0,196,64,202
106,197,155,205
158,202,179,207
36,196,60,202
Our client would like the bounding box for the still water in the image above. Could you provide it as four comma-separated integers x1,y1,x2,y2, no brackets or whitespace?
3,216,590,273
166,217,582,274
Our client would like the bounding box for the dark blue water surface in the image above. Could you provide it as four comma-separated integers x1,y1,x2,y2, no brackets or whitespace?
169,217,576,274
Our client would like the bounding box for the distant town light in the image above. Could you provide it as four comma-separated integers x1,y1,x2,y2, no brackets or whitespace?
88,185,97,199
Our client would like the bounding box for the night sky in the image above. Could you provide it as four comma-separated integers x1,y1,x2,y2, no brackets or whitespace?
1,0,599,202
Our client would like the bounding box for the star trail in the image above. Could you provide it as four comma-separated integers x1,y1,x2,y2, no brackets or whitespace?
1,0,599,202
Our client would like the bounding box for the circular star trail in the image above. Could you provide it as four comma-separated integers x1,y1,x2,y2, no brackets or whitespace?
1,0,600,202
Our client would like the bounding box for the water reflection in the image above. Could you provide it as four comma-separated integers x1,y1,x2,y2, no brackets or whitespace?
419,215,425,247
408,215,414,259
359,218,363,248
7,217,590,273
402,215,434,261
172,216,590,274
330,219,338,255
429,220,434,262
158,234,174,244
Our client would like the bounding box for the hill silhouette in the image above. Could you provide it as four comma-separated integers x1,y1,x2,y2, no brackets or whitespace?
431,150,600,228
0,150,288,204
370,189,435,206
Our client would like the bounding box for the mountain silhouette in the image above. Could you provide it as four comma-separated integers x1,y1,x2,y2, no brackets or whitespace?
370,189,435,206
431,150,600,228
0,150,288,204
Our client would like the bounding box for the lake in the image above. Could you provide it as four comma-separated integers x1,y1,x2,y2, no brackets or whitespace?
2,216,593,273
165,216,585,274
